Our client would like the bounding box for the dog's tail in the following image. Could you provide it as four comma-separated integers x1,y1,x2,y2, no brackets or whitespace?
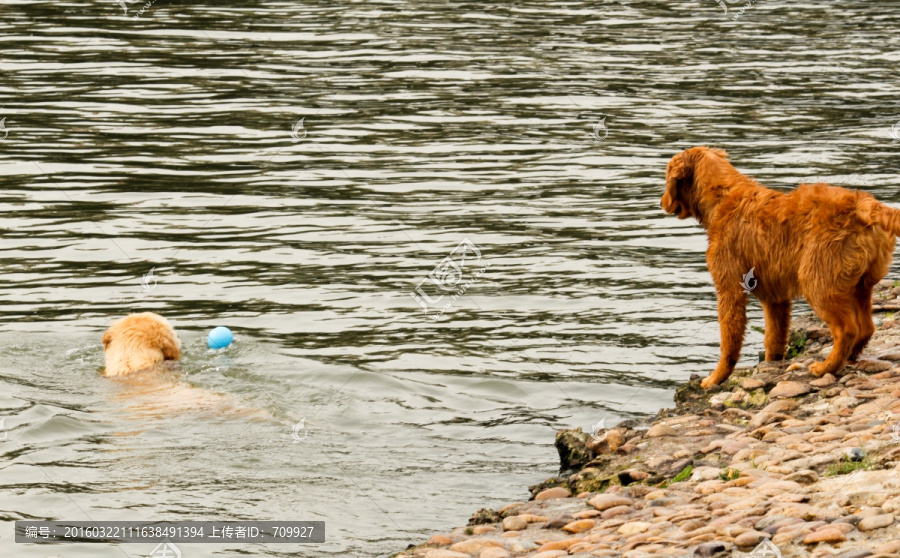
859,197,900,236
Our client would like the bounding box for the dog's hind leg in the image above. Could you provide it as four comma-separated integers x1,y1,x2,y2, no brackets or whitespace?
808,292,859,376
762,300,791,361
701,288,748,389
849,281,876,362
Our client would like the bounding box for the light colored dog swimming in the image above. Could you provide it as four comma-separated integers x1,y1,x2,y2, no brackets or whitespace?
102,313,270,420
102,312,181,376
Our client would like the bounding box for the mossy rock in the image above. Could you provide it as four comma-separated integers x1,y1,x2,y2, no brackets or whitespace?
555,428,594,473
571,467,616,494
468,508,502,525
674,377,705,404
747,388,768,407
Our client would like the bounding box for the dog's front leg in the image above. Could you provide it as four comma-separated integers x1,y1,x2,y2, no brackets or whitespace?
701,288,748,389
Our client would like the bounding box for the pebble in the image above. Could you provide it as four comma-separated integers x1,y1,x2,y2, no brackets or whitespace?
428,535,453,546
646,424,678,437
502,516,527,532
511,540,537,553
846,447,866,462
783,470,818,484
811,374,837,387
762,399,799,413
769,381,811,398
535,487,571,500
856,359,893,373
589,429,626,454
589,494,634,511
545,515,574,529
859,514,895,531
803,526,846,544
733,531,770,547
875,541,900,553
425,551,471,558
742,378,765,390
450,540,504,553
561,519,595,533
693,541,727,557
617,521,651,535
835,550,874,558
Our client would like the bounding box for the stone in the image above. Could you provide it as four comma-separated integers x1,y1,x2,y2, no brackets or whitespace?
742,378,765,390
561,519,595,533
601,505,632,519
425,551,471,558
617,521,651,535
471,508,502,524
802,526,846,544
733,531,770,547
874,541,900,554
534,541,571,553
855,359,893,373
510,540,537,553
762,399,799,413
502,516,527,532
693,541,727,557
807,327,831,339
783,470,819,484
846,447,866,462
555,429,593,472
428,535,453,546
617,469,650,485
479,548,510,558
530,552,568,558
535,487,571,500
544,515,574,529
588,494,634,511
858,513,894,531
588,429,625,454
835,550,873,558
769,381,811,398
810,374,836,387
882,497,900,513
647,424,678,438
450,539,504,553
749,412,789,429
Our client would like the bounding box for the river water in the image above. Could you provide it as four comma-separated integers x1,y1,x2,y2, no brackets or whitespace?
1,1,899,556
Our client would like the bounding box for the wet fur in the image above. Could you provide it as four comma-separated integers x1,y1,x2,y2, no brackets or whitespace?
662,147,900,388
103,312,181,376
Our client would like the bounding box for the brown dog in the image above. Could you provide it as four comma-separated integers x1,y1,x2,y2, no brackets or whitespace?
662,147,900,388
102,312,181,376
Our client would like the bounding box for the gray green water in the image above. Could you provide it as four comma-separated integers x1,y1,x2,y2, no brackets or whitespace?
1,1,899,556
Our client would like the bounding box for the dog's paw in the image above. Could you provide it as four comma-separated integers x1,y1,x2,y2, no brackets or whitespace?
808,361,828,377
700,375,719,389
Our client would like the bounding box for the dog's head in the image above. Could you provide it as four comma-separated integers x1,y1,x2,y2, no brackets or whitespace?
661,147,729,220
103,312,181,361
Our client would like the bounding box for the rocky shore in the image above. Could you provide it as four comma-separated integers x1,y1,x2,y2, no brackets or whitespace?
392,280,900,558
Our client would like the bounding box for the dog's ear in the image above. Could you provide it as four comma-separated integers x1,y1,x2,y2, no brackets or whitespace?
160,331,181,361
662,152,694,215
102,329,112,350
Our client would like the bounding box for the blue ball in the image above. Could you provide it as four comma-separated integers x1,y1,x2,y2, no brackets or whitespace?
207,326,233,349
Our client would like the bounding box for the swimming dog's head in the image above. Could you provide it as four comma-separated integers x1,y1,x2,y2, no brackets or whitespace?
102,312,180,376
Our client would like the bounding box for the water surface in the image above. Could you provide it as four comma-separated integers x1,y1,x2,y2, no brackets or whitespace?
1,1,900,556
